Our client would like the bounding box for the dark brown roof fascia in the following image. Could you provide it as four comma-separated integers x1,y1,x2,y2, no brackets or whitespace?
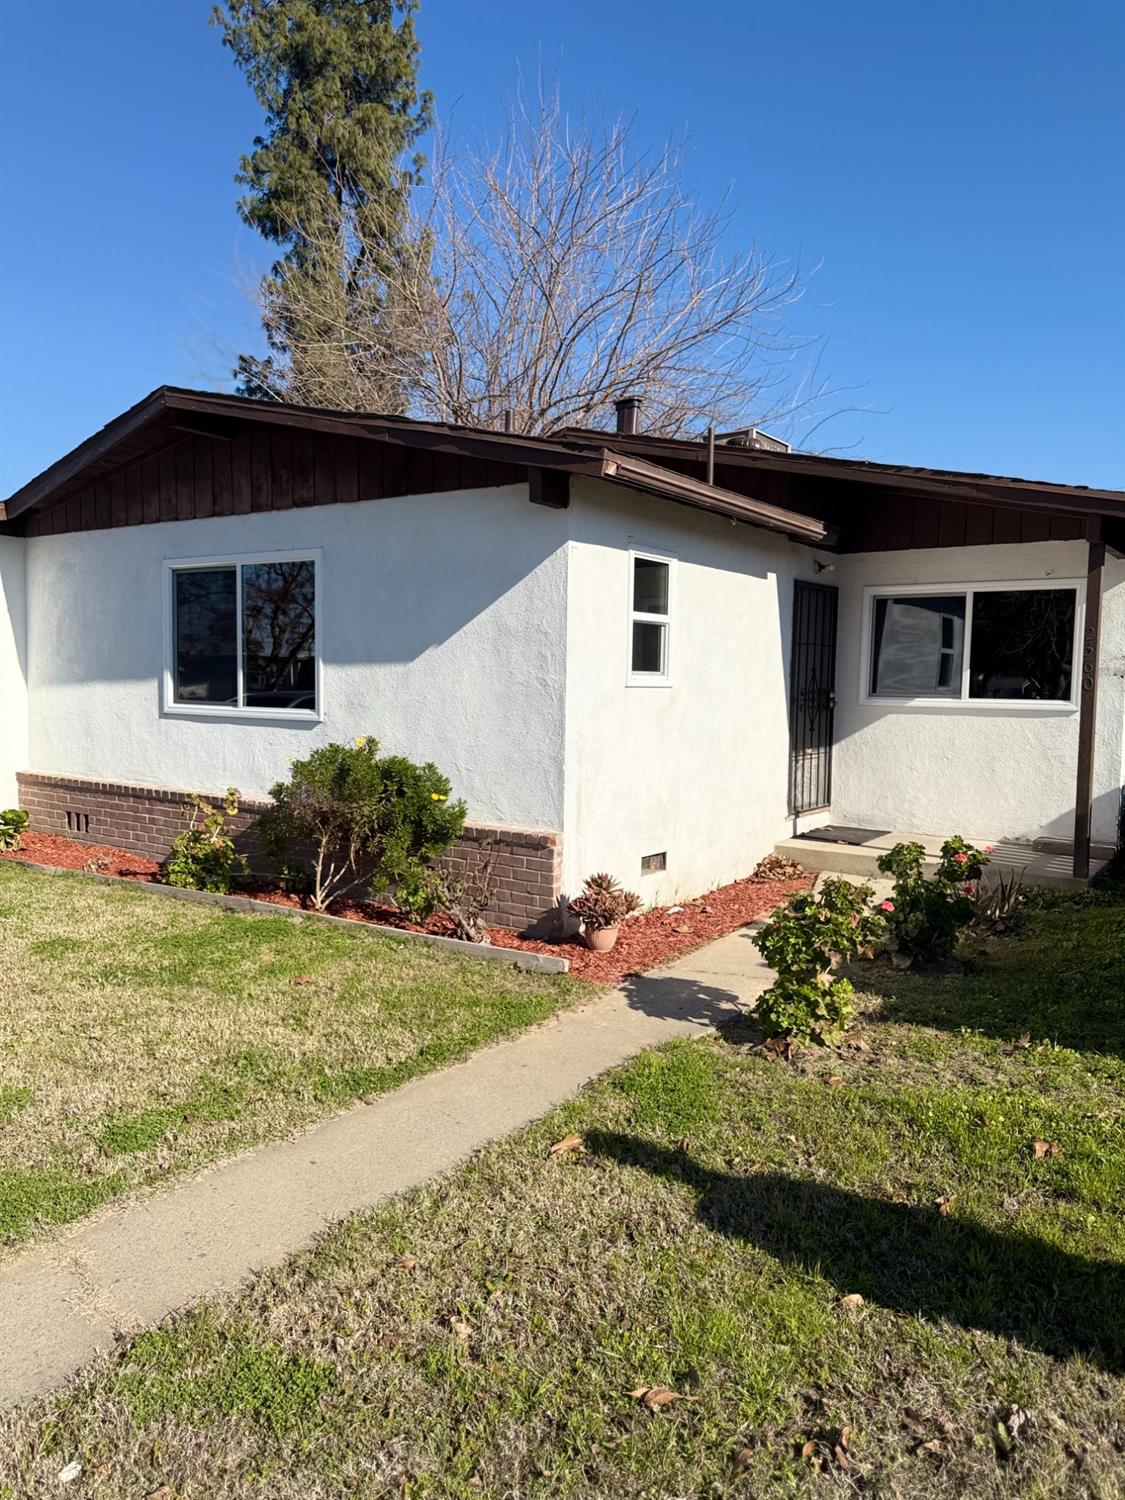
561,428,1125,516
159,389,608,476
11,386,1113,538
1,388,608,523
598,450,833,544
164,393,835,540
4,388,829,544
3,388,171,521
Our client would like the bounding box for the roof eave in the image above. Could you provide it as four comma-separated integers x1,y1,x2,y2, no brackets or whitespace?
561,427,1125,514
598,450,832,545
3,387,175,521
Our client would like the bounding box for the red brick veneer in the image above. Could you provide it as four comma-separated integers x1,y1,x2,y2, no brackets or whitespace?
15,772,561,932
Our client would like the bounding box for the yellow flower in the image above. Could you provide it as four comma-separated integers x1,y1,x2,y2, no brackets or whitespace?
355,736,368,748
431,793,446,801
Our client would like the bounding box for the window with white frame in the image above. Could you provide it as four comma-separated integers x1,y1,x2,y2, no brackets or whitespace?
166,553,319,716
866,582,1079,705
629,552,673,681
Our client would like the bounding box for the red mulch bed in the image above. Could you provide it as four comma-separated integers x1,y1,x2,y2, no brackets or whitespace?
486,874,813,983
2,832,811,984
2,831,162,880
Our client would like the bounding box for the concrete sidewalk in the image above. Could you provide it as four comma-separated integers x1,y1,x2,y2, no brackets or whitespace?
1,926,774,1409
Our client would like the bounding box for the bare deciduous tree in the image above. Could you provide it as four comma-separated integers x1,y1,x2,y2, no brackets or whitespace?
247,91,823,437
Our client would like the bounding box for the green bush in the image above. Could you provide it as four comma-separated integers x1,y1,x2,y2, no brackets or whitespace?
752,878,886,1043
876,834,989,966
0,809,29,852
163,790,248,894
260,737,466,912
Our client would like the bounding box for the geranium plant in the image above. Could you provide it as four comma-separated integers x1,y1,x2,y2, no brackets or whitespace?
752,877,887,1044
876,835,991,966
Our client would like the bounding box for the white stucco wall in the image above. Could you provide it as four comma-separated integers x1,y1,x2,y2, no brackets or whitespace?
16,475,1125,898
561,478,830,902
0,536,29,808
830,541,1125,848
24,487,570,831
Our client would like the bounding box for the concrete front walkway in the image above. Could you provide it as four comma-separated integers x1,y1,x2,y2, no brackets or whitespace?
1,927,774,1410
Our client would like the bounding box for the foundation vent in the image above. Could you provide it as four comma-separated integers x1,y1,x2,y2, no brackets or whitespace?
641,851,667,875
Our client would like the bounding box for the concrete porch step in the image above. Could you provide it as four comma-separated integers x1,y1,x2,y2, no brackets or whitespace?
775,828,1109,891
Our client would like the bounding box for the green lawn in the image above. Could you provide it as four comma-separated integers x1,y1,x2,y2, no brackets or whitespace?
0,863,577,1247
2,883,1121,1497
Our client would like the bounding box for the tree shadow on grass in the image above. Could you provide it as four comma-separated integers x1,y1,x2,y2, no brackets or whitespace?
854,953,1125,1061
588,1133,1125,1374
851,899,1125,1060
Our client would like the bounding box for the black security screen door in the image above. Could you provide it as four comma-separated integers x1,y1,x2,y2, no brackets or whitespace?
788,581,839,815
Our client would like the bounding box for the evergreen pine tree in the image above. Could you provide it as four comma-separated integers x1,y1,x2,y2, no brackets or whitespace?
213,0,432,408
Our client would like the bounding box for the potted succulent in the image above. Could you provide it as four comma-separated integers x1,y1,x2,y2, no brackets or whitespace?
570,872,641,952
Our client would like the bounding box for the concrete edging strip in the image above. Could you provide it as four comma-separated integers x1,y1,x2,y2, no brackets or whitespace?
3,859,569,974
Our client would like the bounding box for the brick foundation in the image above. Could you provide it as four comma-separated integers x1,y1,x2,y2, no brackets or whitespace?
15,772,561,933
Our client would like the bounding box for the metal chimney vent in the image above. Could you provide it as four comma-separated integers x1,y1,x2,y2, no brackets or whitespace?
615,395,642,434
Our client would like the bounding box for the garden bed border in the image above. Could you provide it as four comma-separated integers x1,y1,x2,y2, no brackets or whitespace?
6,859,570,975
15,771,563,932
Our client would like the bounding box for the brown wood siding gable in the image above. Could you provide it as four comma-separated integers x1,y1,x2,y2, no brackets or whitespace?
19,429,525,537
835,491,1093,553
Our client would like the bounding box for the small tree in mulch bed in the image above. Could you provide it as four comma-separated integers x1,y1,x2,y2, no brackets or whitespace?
753,878,887,1044
426,844,497,944
260,737,466,913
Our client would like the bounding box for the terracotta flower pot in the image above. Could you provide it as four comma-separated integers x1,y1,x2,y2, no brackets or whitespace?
582,923,620,952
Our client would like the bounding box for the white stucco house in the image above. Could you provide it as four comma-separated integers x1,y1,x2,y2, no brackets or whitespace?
1,387,1122,927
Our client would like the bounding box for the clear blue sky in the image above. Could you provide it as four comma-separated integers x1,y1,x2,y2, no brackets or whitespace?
2,0,1122,493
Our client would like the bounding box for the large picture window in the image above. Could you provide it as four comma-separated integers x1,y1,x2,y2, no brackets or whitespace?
166,552,319,717
866,582,1078,706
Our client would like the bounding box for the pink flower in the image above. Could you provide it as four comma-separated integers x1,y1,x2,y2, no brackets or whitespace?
879,899,895,912
953,852,968,863
962,884,975,895
985,845,995,852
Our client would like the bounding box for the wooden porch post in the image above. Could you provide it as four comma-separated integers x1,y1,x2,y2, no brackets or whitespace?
1072,527,1105,880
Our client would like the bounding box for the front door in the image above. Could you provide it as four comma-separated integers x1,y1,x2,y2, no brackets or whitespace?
788,580,838,815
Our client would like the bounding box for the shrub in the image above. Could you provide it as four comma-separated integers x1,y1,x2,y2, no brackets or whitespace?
260,737,466,912
752,878,886,1044
0,809,29,852
426,844,497,943
569,873,641,932
163,790,248,894
876,835,990,966
970,866,1025,931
